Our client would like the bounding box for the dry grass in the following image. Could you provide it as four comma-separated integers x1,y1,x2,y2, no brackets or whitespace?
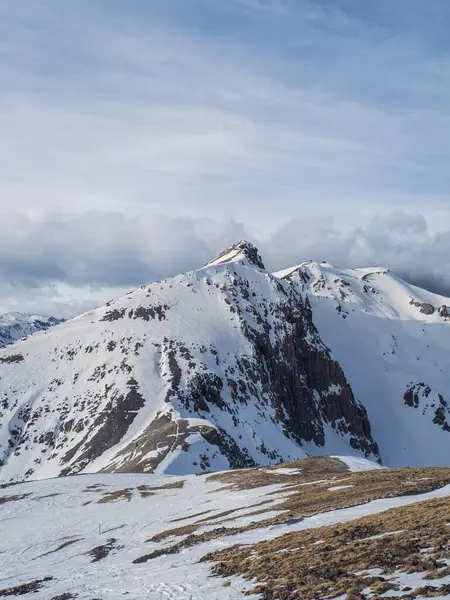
33,493,60,500
204,495,450,600
140,458,450,559
97,488,133,503
206,456,348,490
136,480,184,498
84,480,185,503
170,509,213,523
36,539,82,559
0,493,32,504
0,577,53,597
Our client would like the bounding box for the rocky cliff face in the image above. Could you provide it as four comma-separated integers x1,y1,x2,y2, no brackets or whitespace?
0,242,379,483
275,260,450,467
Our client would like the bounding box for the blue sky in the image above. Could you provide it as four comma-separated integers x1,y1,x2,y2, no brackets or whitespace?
2,0,450,315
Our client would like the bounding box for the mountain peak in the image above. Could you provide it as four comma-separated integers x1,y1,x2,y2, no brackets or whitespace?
204,240,265,270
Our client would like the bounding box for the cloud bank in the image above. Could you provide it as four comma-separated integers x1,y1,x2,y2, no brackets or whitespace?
2,210,450,317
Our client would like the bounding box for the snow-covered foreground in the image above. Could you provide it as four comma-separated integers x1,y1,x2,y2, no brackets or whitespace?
1,456,449,600
1,471,262,599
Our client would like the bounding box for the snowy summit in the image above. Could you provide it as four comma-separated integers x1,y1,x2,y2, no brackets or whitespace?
0,241,449,485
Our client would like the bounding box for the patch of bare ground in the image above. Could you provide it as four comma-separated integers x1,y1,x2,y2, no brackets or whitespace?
90,481,184,502
136,481,183,498
0,576,53,597
170,509,213,523
97,489,133,503
203,495,450,600
0,493,32,505
149,500,274,544
137,459,450,562
86,538,122,562
36,539,83,559
33,493,60,500
206,456,349,490
83,485,108,493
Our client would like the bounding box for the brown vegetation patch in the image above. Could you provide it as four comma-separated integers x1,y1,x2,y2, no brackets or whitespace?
0,577,53,597
143,459,450,557
34,493,60,500
0,493,32,505
37,539,82,558
136,480,184,498
206,456,348,490
83,484,108,493
97,489,133,503
170,509,213,523
137,480,184,491
149,500,275,543
204,495,450,600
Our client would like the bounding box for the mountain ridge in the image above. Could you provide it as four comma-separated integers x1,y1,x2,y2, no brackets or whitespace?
0,241,449,483
0,311,64,348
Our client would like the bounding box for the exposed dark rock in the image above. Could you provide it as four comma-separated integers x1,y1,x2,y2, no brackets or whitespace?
129,304,169,321
86,538,118,562
0,577,53,597
101,308,125,321
208,241,265,270
0,354,24,364
405,383,450,432
409,300,435,315
439,305,449,318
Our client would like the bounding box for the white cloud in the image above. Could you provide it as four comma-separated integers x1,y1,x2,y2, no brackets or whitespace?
2,209,450,317
2,2,450,315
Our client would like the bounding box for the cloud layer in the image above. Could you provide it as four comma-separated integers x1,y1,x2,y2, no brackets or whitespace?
2,210,450,317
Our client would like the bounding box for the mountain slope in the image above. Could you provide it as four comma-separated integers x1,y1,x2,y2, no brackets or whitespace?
2,457,449,600
0,243,378,483
276,261,450,467
0,312,63,347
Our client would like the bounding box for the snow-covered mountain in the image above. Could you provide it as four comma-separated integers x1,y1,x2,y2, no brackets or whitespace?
276,260,450,467
0,242,378,483
0,312,63,348
0,241,449,484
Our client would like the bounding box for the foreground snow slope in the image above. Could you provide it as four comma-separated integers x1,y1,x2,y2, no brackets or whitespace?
0,243,378,483
277,261,450,467
1,456,449,600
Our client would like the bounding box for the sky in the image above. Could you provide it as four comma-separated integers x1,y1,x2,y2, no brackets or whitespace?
2,0,450,316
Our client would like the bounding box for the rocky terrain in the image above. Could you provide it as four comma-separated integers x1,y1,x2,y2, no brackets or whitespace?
0,241,449,484
276,260,450,467
0,242,379,483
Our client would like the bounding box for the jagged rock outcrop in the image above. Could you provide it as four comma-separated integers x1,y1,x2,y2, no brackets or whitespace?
275,260,450,468
409,299,435,315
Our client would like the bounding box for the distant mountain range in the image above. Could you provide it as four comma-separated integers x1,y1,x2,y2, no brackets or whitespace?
0,312,64,348
0,241,448,483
